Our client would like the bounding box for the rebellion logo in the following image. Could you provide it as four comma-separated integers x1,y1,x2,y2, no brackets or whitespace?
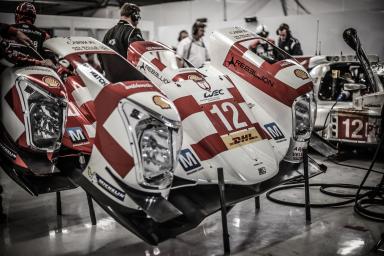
42,76,60,88
221,127,262,150
139,62,170,84
294,69,309,80
224,56,274,87
153,95,171,109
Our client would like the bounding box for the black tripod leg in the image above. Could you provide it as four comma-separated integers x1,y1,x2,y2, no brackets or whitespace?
303,147,311,224
218,168,230,255
56,191,62,216
86,193,96,225
0,185,6,223
255,196,260,211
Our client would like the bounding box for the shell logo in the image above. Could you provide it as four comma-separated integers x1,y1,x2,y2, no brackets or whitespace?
42,76,61,88
153,95,171,109
294,69,309,80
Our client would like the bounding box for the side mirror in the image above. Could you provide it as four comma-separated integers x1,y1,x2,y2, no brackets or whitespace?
343,28,358,51
343,83,366,91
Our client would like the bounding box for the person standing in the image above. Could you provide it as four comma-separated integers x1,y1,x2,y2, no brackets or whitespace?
102,3,143,58
176,22,209,68
276,23,303,55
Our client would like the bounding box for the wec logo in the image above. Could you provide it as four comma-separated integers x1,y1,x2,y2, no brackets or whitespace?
204,89,224,98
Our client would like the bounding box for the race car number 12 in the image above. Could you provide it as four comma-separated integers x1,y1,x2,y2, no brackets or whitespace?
210,102,247,131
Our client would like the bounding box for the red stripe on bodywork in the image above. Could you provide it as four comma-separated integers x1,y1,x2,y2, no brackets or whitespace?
191,133,228,161
173,95,202,121
5,86,24,122
151,58,166,71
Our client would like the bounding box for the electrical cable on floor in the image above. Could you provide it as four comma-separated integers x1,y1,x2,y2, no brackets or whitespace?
266,130,384,209
353,127,384,221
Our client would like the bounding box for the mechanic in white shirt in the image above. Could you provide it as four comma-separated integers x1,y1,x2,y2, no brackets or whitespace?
176,22,210,68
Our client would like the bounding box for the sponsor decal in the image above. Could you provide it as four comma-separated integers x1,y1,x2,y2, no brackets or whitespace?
294,69,309,80
87,166,96,182
193,88,232,104
187,74,212,91
221,127,262,150
188,74,203,81
0,142,17,160
264,122,286,142
228,29,254,40
153,95,171,109
96,173,125,201
179,148,203,174
364,104,381,108
292,146,303,160
89,70,108,86
42,76,60,88
258,167,267,175
139,62,170,84
224,56,274,87
145,46,164,51
67,127,88,145
124,83,153,90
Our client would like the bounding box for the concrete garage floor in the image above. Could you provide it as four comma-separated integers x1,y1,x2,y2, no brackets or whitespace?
0,153,383,256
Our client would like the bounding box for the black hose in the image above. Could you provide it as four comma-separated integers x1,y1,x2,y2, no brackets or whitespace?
266,183,373,208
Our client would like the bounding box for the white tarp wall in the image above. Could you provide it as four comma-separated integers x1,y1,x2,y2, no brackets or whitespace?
141,0,384,59
157,10,384,59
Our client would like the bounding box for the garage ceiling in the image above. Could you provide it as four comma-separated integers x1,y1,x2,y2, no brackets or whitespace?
0,0,191,16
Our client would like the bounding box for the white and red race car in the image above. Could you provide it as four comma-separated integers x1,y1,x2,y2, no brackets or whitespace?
295,29,383,148
0,27,318,244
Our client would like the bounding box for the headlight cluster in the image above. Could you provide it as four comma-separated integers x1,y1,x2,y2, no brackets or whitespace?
120,99,182,190
17,78,66,152
292,93,316,141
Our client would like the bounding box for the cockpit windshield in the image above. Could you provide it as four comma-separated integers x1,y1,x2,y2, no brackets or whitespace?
238,37,293,64
93,53,148,83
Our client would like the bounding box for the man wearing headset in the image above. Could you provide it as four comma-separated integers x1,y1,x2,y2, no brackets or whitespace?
102,3,143,58
276,23,303,56
176,22,210,68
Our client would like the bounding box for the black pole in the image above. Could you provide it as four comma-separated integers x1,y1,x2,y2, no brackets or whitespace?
217,167,230,254
255,196,260,211
56,191,62,216
87,193,97,225
303,147,311,223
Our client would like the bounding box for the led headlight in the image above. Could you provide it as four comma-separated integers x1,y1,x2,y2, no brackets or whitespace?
292,93,316,141
120,99,182,190
17,77,67,152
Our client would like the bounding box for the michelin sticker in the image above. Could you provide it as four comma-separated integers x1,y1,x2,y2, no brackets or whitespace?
264,122,286,142
67,127,88,145
179,148,203,174
96,174,125,201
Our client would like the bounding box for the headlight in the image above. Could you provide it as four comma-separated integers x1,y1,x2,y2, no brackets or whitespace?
292,93,316,141
17,77,67,152
120,99,182,190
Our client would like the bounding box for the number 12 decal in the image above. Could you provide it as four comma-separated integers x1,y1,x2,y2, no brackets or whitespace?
209,102,247,132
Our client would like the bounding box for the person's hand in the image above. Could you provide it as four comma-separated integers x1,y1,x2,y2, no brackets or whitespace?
15,30,33,47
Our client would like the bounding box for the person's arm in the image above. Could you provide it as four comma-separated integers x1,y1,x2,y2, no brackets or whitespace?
0,23,32,46
291,39,303,55
129,28,144,43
